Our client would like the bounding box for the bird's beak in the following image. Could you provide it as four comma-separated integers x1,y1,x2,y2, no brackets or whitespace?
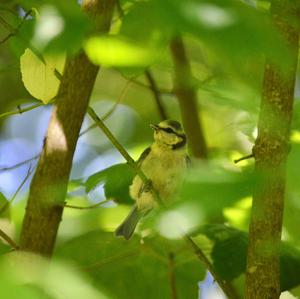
150,124,160,131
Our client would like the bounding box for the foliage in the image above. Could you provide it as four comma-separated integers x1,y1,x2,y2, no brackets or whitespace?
56,231,205,299
1,0,300,298
85,163,135,204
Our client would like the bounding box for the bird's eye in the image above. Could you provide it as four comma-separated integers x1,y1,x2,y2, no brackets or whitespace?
164,127,174,133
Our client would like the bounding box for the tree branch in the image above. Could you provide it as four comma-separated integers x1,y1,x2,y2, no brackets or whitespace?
0,103,45,120
144,69,168,120
245,1,300,298
170,36,208,159
64,198,113,210
168,252,177,299
234,154,254,164
0,228,19,250
19,0,116,256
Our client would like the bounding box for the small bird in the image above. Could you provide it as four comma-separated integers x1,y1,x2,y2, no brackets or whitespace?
115,120,189,240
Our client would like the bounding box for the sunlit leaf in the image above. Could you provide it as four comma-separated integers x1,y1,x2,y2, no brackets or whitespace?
84,36,160,67
20,48,65,103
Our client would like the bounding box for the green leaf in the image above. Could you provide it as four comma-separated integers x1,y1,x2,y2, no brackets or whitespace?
20,48,65,103
20,0,90,54
0,253,109,299
178,164,257,221
9,18,36,58
156,0,289,64
85,163,135,204
193,224,300,291
84,36,160,67
55,231,205,299
0,192,10,219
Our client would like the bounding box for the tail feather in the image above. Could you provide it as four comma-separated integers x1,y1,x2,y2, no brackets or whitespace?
115,205,143,240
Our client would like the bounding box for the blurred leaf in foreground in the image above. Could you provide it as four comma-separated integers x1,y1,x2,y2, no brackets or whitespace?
55,231,205,299
0,252,109,299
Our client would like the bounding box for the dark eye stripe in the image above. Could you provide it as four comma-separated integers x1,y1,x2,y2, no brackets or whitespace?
158,126,185,138
159,126,175,134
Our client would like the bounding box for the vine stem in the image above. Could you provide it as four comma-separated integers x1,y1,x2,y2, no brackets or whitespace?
87,107,240,299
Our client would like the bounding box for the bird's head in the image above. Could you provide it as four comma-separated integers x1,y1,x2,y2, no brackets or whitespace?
150,120,186,150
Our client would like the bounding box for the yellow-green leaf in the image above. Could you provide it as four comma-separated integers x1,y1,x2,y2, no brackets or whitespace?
20,48,65,104
84,36,158,67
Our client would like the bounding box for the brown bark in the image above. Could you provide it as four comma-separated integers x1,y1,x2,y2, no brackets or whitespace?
19,0,115,256
170,36,208,159
245,1,299,298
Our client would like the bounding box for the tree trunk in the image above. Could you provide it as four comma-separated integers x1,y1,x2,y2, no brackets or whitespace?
19,0,115,256
170,36,208,159
245,1,299,298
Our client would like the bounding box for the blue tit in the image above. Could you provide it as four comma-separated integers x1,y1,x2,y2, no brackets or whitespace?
115,120,189,240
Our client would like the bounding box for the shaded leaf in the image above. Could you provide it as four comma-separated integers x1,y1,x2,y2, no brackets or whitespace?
178,164,258,220
85,163,135,204
193,224,300,291
0,192,10,219
55,231,205,299
20,0,90,54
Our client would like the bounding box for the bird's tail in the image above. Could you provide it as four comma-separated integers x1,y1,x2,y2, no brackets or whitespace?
115,205,144,240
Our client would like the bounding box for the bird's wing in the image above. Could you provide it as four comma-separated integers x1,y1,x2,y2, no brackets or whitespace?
136,146,151,167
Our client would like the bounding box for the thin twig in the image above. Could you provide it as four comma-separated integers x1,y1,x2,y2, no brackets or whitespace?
0,96,123,172
0,9,32,45
183,236,240,299
0,103,44,120
0,14,45,64
0,32,14,44
79,79,132,136
145,69,168,120
0,165,35,215
234,154,254,164
168,252,177,299
0,154,39,172
0,228,19,250
133,78,173,95
64,198,113,210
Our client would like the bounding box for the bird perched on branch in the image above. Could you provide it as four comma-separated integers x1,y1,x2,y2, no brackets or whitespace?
115,120,189,240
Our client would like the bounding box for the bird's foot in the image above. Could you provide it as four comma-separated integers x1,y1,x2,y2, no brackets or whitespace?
141,179,153,193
